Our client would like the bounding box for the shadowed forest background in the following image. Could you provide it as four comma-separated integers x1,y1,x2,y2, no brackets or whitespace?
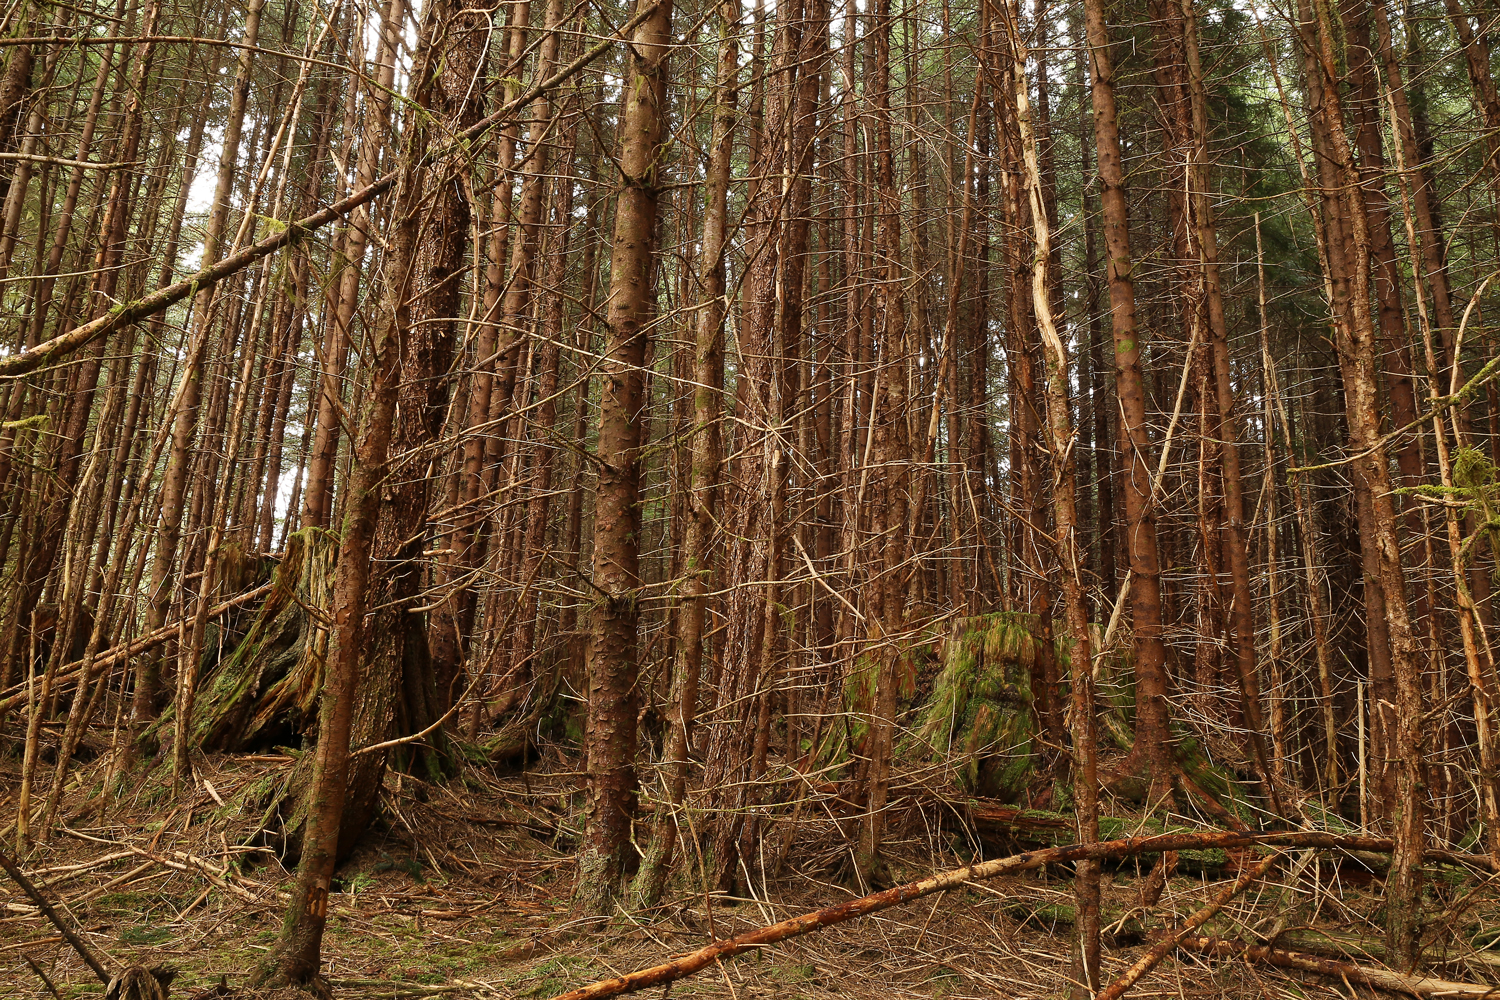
0,0,1499,994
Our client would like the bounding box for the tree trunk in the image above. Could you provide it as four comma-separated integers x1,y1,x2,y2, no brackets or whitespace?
574,0,673,915
1081,0,1174,797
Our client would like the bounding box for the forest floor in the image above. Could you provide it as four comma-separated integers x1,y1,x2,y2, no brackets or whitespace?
1,746,1497,1000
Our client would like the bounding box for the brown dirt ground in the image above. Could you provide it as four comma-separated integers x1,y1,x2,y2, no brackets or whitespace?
1,749,1496,999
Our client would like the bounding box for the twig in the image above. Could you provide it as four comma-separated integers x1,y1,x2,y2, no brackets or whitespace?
59,827,260,899
0,845,111,983
352,556,543,756
0,582,272,714
22,953,62,1000
0,152,133,169
0,0,663,381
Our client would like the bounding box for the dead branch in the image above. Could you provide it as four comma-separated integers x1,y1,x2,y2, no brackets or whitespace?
1096,851,1283,1000
1176,935,1500,998
0,0,664,382
0,583,273,716
22,953,62,1000
0,844,112,983
541,829,1409,1000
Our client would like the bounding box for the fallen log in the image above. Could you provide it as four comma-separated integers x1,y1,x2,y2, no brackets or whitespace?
941,797,1496,876
541,829,1406,1000
1176,935,1500,998
1271,928,1500,971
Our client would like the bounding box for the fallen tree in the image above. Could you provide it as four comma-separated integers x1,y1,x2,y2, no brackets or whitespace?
540,828,1443,1000
1096,851,1283,1000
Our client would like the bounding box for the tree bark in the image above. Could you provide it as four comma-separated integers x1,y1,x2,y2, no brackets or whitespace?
574,0,673,915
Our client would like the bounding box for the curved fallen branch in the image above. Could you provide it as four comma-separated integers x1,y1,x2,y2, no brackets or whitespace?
1177,935,1500,998
542,829,1410,1000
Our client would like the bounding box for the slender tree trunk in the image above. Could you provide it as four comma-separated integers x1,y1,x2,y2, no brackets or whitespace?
1082,0,1174,796
1001,3,1101,985
575,0,673,915
138,0,264,724
302,0,403,530
630,0,737,909
1298,0,1426,964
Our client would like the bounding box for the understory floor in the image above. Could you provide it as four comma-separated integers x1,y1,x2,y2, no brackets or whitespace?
1,751,1496,1000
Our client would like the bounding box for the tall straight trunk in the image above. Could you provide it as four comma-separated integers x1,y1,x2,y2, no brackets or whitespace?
302,0,403,529
443,0,531,630
432,0,566,700
254,67,338,549
1343,0,1432,638
857,0,907,879
1292,0,1402,811
1081,0,1174,794
0,0,127,523
1001,2,1100,986
508,116,577,703
0,8,35,210
630,0,737,909
575,0,673,915
1082,129,1115,596
1169,0,1281,811
258,0,495,984
697,0,791,894
989,27,1063,756
15,5,162,720
0,9,68,282
1382,57,1500,863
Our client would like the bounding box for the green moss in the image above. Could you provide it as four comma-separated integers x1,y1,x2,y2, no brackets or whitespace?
1173,732,1254,825
906,613,1043,798
1177,848,1230,873
512,954,593,997
925,964,962,995
120,925,173,946
152,528,337,754
1003,899,1078,928
902,614,1137,801
1018,808,1068,825
783,963,821,983
1098,816,1174,841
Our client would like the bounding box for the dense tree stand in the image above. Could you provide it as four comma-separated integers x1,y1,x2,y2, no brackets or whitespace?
0,0,1498,991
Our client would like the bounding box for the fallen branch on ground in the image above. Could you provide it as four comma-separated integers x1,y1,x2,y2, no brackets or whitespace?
0,844,111,983
540,829,1416,1000
1096,851,1283,1000
1176,935,1500,998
